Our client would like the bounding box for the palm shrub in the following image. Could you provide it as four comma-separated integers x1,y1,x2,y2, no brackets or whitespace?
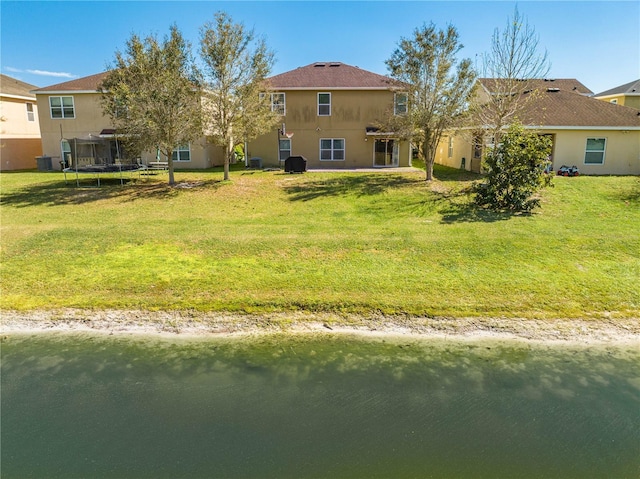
474,122,552,212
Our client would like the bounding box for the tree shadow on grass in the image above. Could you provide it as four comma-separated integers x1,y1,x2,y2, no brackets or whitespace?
282,174,423,201
431,185,521,224
1,178,224,208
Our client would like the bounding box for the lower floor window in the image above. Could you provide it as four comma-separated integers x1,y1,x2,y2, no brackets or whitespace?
279,139,291,162
172,144,191,162
320,138,345,161
584,138,606,164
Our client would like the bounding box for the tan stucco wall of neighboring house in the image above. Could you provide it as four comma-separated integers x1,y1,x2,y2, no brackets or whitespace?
435,131,477,172
139,137,225,169
542,128,640,175
0,95,42,170
36,92,224,169
595,94,640,110
248,89,411,169
436,128,640,176
36,92,112,167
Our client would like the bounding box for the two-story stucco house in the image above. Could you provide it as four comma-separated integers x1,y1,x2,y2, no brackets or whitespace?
436,78,640,175
0,74,42,170
594,79,640,110
247,62,412,169
32,72,223,170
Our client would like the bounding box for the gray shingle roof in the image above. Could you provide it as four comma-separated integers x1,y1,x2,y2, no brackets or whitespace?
595,79,640,97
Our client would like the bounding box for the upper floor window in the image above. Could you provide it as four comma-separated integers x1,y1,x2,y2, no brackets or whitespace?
447,136,454,158
318,93,331,116
49,96,75,119
26,103,35,121
610,99,618,104
584,138,606,165
172,144,191,162
394,92,408,115
271,93,285,115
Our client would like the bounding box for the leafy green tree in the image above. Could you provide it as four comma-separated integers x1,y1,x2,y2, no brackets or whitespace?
385,23,476,181
474,122,552,212
100,25,202,185
199,11,280,181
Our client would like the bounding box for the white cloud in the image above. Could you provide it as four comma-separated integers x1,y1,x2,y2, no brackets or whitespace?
5,67,23,73
26,69,77,79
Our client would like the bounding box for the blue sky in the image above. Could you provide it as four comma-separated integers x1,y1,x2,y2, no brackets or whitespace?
1,1,638,94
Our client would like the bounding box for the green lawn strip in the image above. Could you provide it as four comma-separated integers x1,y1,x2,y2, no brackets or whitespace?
1,168,638,318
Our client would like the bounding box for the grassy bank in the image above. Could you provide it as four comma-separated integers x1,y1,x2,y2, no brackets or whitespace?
1,166,638,318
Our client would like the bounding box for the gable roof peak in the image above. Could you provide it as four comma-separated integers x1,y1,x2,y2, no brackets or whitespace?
268,62,406,90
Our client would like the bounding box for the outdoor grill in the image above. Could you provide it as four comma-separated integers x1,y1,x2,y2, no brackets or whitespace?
284,155,307,173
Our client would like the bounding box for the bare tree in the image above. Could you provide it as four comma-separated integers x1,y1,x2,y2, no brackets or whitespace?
474,6,551,139
386,23,476,181
100,25,202,186
199,11,280,181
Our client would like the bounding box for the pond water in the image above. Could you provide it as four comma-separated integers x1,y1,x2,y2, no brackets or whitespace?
1,333,639,478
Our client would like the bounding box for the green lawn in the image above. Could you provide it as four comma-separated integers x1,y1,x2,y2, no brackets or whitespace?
1,166,638,319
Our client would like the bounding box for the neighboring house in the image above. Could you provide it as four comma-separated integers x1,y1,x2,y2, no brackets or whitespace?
0,74,42,170
436,78,640,175
32,72,223,170
247,62,412,169
594,79,640,110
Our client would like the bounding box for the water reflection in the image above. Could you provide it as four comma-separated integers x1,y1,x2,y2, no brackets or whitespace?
2,333,639,478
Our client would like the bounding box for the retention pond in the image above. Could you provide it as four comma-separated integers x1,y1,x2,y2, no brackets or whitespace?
1,332,639,478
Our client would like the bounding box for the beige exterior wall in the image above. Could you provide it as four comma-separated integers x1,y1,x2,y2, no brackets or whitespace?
435,131,476,171
542,128,640,175
36,92,224,169
0,95,42,170
595,94,640,110
36,92,112,166
436,128,640,175
248,89,411,169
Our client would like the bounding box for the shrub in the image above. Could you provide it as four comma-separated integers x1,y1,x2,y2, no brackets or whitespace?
474,122,552,212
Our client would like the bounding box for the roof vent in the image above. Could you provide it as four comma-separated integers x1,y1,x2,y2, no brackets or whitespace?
547,88,560,92
314,63,326,67
329,63,341,67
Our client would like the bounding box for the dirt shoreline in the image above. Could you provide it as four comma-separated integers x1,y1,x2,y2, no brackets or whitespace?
1,309,639,345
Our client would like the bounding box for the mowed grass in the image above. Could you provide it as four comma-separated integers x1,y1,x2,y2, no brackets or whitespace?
1,166,638,319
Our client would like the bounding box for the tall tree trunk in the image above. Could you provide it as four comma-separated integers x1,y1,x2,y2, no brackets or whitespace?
223,131,233,181
166,151,176,186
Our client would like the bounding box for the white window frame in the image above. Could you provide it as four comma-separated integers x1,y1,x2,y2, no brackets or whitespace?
318,92,331,116
320,138,345,162
610,99,618,104
49,96,75,119
279,138,291,162
447,136,454,158
172,144,191,162
394,92,408,115
61,139,71,165
26,102,35,121
271,93,285,115
373,138,399,167
584,138,606,165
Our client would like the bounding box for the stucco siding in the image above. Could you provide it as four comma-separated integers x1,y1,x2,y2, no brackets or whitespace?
1,97,41,138
0,138,42,170
248,89,411,169
545,129,640,175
